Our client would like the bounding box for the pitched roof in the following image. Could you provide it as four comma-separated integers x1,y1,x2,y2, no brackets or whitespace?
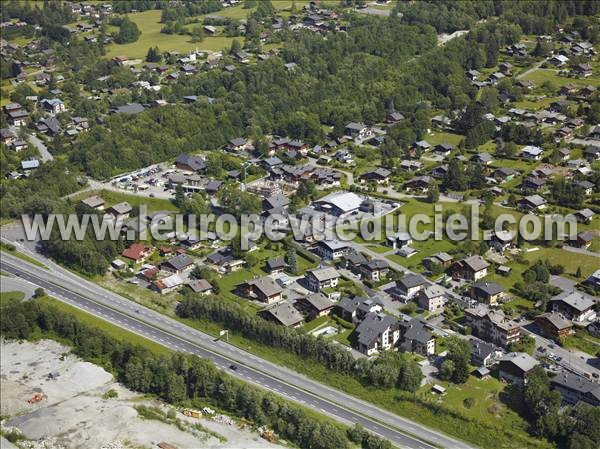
473,281,504,297
550,291,596,312
307,267,340,282
301,292,334,312
499,352,539,373
164,253,194,271
356,312,398,346
262,302,303,326
398,273,428,290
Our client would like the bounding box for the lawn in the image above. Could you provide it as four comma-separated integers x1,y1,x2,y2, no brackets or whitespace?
69,189,179,213
563,328,600,356
523,68,600,88
1,242,47,269
105,10,235,59
425,131,465,147
0,290,25,307
512,95,562,111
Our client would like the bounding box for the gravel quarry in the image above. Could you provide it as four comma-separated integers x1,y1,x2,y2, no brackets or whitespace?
1,339,286,449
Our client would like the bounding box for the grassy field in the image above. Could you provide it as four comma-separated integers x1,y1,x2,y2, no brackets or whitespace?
37,296,171,355
563,328,600,356
425,131,465,147
523,68,600,88
1,242,47,268
69,189,179,213
105,1,314,59
0,290,25,307
106,10,235,59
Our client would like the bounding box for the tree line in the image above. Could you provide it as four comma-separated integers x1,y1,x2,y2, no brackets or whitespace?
0,298,393,449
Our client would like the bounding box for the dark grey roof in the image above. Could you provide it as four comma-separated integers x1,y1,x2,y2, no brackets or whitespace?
551,372,600,401
401,318,433,345
356,312,398,346
337,296,362,314
301,292,334,312
165,254,193,271
469,339,499,361
398,273,428,290
176,153,206,171
267,257,286,270
111,103,144,114
473,282,504,297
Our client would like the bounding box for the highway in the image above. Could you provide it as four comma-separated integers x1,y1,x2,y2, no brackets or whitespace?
0,252,474,449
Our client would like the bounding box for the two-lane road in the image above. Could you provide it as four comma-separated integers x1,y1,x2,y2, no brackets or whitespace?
0,254,474,449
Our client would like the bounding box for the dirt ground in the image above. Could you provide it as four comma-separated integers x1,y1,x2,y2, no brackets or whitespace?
1,339,285,449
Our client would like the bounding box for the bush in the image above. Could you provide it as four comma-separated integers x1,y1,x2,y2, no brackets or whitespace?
463,397,476,409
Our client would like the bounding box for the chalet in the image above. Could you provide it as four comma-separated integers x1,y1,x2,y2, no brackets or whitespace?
549,54,569,66
106,202,132,220
413,140,431,152
152,274,184,295
345,122,372,140
574,208,594,224
551,373,600,407
499,62,513,75
471,282,504,306
433,143,453,157
549,292,597,323
260,302,304,327
317,239,350,260
305,267,340,292
520,145,543,160
203,25,217,35
236,276,283,304
521,176,546,192
405,175,433,193
12,140,27,151
390,273,429,300
451,255,489,281
400,160,423,172
488,230,515,253
186,279,213,295
583,145,600,162
386,232,412,249
386,111,405,123
176,154,206,172
575,180,594,196
225,138,247,153
469,340,502,368
205,180,223,195
465,305,521,347
398,318,435,356
162,254,194,274
359,259,390,281
417,285,446,313
341,251,368,273
0,128,16,145
423,252,453,269
431,115,452,129
234,51,250,63
579,85,597,98
534,313,574,339
498,352,539,385
467,69,480,80
431,164,449,179
296,292,335,319
335,296,382,323
121,243,154,263
517,194,547,212
7,109,28,127
266,257,287,274
355,313,401,356
471,153,494,165
40,98,65,114
359,167,391,184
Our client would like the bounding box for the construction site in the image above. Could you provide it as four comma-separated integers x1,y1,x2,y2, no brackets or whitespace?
1,339,286,449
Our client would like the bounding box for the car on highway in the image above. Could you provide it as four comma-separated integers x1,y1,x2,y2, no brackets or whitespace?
229,364,238,371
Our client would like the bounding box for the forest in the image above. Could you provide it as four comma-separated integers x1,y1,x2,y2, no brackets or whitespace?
0,297,394,449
